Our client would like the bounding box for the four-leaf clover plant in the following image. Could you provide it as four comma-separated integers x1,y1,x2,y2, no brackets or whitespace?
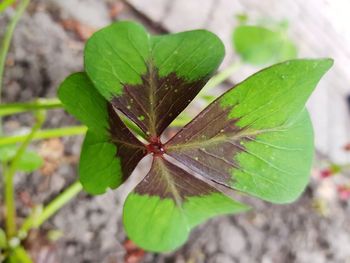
58,21,333,252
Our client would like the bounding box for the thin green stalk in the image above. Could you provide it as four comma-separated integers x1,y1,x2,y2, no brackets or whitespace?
4,168,16,237
0,96,199,135
0,0,30,132
0,97,149,138
0,118,190,147
4,110,45,238
0,126,87,146
200,60,242,95
0,98,62,117
35,181,82,227
19,181,83,236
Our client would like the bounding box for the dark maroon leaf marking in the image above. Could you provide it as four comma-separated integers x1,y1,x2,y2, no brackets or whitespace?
135,157,217,200
111,68,207,137
165,100,250,186
107,104,147,181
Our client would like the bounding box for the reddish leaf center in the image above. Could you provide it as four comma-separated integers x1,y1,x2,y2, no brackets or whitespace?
147,137,165,156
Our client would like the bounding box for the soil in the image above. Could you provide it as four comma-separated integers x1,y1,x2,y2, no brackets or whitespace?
1,1,350,263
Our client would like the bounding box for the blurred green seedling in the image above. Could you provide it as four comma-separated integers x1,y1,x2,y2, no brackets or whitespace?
233,20,297,66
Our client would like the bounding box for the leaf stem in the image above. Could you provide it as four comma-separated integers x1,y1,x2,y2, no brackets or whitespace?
201,60,242,94
0,0,30,132
0,125,87,146
0,98,62,117
4,110,45,238
19,181,83,236
0,97,148,139
0,96,193,139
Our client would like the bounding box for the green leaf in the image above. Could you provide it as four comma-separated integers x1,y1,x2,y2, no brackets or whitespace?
233,25,297,65
123,157,249,252
58,73,110,136
167,59,333,203
17,150,43,172
58,72,147,194
0,145,43,172
85,21,224,137
0,0,15,13
5,246,33,263
0,145,17,161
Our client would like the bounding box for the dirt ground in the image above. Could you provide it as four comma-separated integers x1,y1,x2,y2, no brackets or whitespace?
1,1,350,262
